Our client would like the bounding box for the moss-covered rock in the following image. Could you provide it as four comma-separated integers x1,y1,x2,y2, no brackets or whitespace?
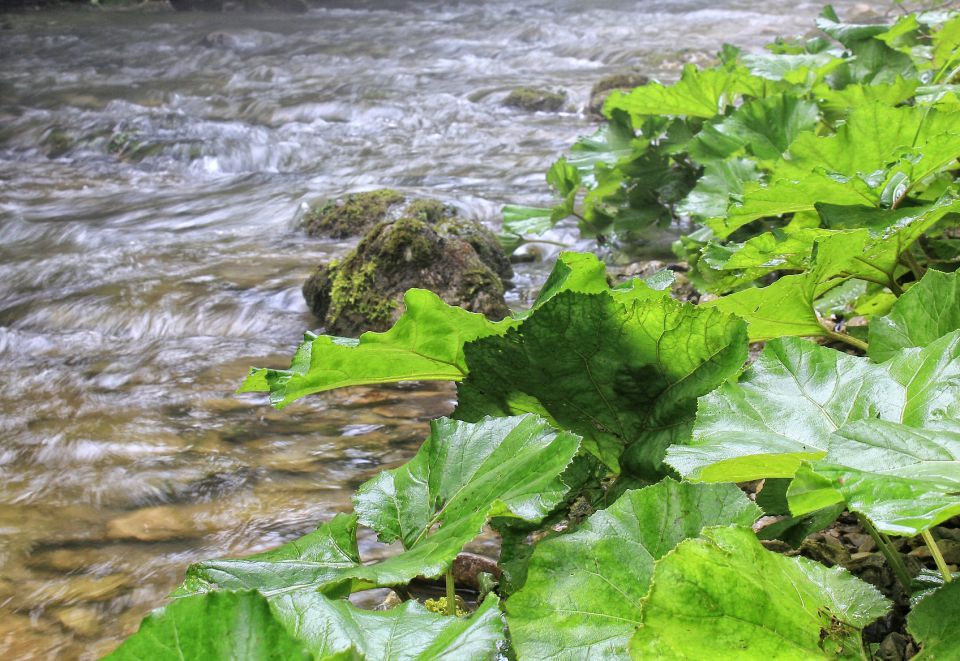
502,87,567,113
302,211,512,335
587,72,649,118
303,189,406,239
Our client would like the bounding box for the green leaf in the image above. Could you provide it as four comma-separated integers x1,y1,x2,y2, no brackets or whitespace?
668,330,960,483
869,269,960,362
909,581,960,660
742,52,842,85
176,513,360,598
713,195,960,295
788,420,960,536
241,252,625,408
605,64,766,120
629,527,890,659
352,414,579,584
813,79,919,114
704,93,820,162
506,479,760,660
678,158,761,221
715,103,960,237
240,288,513,407
104,591,311,661
268,591,505,661
456,291,747,476
502,205,556,238
704,231,867,342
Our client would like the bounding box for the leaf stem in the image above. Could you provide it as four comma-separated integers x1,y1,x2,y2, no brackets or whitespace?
922,530,954,584
900,250,926,282
445,568,456,616
822,328,869,353
858,514,914,593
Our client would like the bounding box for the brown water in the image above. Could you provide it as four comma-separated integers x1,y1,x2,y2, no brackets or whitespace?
0,1,889,657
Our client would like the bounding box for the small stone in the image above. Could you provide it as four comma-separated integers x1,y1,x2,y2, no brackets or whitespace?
800,538,851,567
107,505,209,542
877,632,910,661
502,87,567,112
21,574,133,608
451,552,501,591
373,591,403,611
587,72,649,117
53,605,100,637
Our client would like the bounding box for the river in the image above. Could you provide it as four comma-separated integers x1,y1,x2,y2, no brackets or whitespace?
0,1,885,657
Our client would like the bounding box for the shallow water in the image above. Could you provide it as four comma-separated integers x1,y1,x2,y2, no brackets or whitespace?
0,1,887,657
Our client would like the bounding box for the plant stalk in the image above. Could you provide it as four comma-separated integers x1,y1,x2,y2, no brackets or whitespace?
858,514,913,593
445,568,456,616
922,530,954,584
822,328,869,353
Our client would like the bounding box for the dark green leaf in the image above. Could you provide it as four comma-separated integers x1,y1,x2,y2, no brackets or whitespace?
456,291,747,476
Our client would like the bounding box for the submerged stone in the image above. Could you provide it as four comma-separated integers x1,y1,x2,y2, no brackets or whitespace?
503,87,567,112
587,71,650,118
302,200,513,335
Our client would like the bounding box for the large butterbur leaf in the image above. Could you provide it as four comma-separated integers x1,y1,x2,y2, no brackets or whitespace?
239,288,512,407
713,103,960,237
629,527,890,659
240,253,632,408
869,269,960,362
908,581,960,660
109,589,505,661
689,93,819,163
604,64,766,120
505,479,760,660
352,414,580,585
455,290,747,476
176,513,360,597
788,420,960,536
667,331,960,482
704,231,866,342
105,591,312,661
268,591,504,661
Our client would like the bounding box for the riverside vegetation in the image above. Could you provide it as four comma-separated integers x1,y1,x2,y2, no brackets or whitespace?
108,6,960,660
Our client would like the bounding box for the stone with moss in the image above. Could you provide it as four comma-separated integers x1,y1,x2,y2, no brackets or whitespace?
502,87,567,112
302,189,407,239
587,71,650,117
302,211,512,335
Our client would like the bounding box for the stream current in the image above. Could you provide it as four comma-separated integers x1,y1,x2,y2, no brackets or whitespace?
0,1,884,657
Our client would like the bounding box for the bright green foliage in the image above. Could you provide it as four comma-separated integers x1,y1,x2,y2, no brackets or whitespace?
667,331,960,482
110,590,505,661
355,415,577,549
688,93,819,163
268,591,504,661
909,582,960,660
353,414,579,582
605,64,766,120
239,288,512,407
788,420,960,536
715,103,960,237
704,231,865,341
506,479,760,660
456,291,747,475
629,527,890,659
240,253,626,408
105,591,312,661
869,269,960,362
175,513,360,598
677,158,760,221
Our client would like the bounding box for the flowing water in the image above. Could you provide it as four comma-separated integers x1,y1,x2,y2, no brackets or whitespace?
0,1,886,657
